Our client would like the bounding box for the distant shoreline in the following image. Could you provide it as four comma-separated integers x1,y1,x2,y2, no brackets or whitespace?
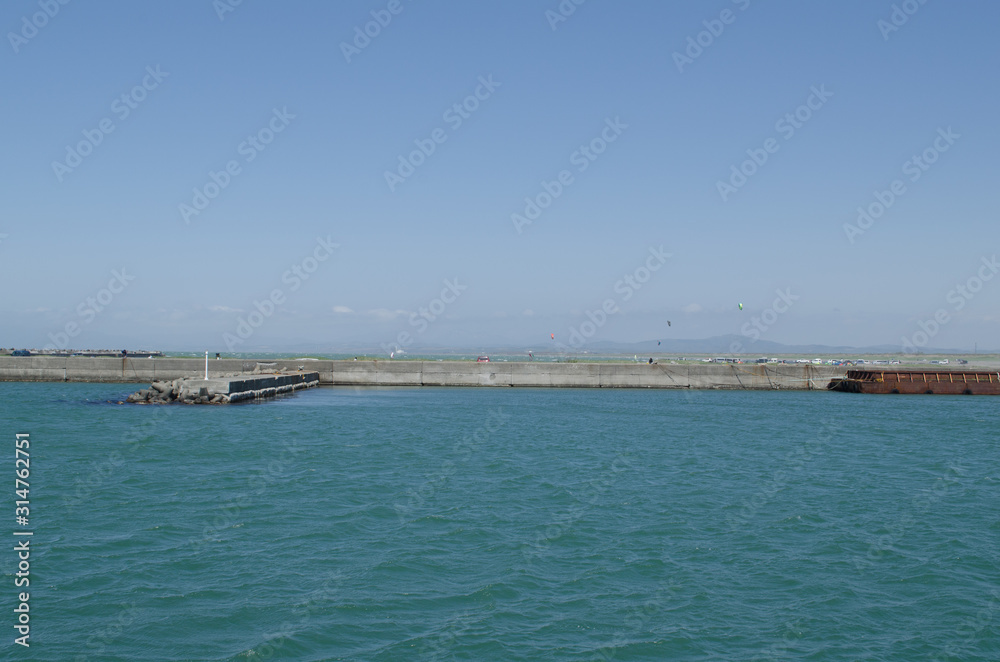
5,349,996,368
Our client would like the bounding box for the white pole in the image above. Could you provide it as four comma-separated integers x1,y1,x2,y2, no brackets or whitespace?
205,351,208,380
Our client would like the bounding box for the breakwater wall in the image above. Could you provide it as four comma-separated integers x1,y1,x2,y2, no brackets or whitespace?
127,372,321,404
0,356,846,390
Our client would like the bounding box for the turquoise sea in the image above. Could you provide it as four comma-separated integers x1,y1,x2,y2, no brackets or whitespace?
2,383,998,661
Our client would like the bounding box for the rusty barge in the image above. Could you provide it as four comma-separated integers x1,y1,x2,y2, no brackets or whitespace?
829,369,1000,395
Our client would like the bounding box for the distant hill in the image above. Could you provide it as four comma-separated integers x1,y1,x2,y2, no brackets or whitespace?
581,335,987,355
199,335,993,356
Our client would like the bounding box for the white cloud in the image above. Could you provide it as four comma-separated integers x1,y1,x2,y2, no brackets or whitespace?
209,305,242,313
332,306,354,314
367,308,408,320
522,309,535,316
683,303,703,313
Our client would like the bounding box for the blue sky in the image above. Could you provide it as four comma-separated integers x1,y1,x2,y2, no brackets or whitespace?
2,0,998,353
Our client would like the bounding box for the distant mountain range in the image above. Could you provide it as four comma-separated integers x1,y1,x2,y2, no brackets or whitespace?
581,336,910,355
252,335,993,356
568,336,993,355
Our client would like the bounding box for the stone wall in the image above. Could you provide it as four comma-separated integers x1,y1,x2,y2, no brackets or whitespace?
0,357,845,390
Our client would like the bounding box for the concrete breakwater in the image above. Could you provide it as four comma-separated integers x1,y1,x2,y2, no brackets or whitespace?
0,356,846,390
126,372,320,404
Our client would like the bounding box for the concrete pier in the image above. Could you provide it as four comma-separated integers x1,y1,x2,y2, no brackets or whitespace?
0,356,845,390
127,372,320,404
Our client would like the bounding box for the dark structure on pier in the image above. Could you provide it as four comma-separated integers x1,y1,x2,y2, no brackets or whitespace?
829,369,1000,395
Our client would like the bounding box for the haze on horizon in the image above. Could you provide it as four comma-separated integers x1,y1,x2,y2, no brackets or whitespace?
2,1,997,354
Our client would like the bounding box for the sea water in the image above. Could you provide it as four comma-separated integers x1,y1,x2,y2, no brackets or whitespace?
1,383,998,661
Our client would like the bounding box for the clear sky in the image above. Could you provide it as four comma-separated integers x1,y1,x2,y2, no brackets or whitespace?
2,0,998,353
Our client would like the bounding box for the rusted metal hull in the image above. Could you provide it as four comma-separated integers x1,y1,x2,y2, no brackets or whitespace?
829,370,1000,395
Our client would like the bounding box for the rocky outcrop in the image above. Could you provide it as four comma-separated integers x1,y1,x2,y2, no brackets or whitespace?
126,379,226,404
